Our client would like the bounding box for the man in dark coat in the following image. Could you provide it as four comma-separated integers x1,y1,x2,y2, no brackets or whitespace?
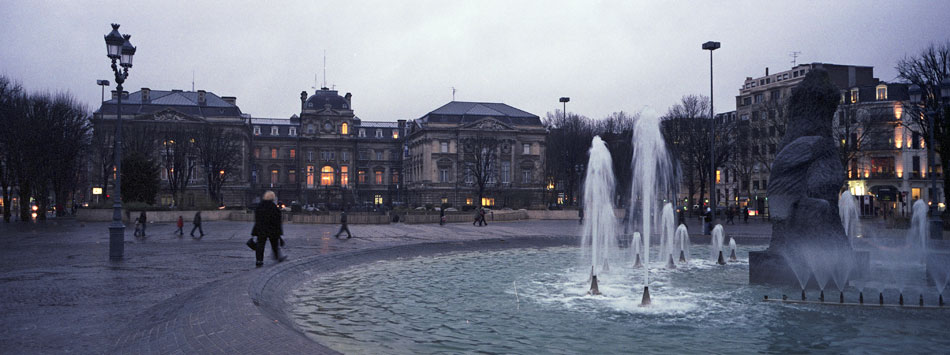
190,211,204,238
334,210,352,239
252,191,285,267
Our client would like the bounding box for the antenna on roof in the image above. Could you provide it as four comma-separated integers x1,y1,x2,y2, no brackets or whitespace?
192,69,195,91
789,51,802,66
451,87,456,101
322,50,327,89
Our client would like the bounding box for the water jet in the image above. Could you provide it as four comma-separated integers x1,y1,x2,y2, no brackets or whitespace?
640,286,651,306
666,254,676,269
588,275,601,296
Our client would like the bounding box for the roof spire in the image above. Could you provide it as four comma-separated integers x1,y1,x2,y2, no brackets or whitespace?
322,50,327,90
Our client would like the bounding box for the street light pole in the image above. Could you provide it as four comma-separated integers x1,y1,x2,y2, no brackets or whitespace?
104,23,136,260
703,41,720,223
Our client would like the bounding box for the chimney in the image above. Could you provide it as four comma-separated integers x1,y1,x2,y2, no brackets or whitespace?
197,90,206,105
141,88,151,103
300,91,308,110
765,67,769,76
221,96,237,106
111,90,118,100
344,92,352,108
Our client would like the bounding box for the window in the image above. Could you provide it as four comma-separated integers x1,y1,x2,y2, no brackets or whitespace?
481,197,495,207
876,85,887,100
439,168,449,182
358,170,366,184
290,149,296,159
753,181,760,190
770,90,781,101
441,142,448,153
359,129,366,137
359,150,368,160
307,150,313,162
374,194,383,205
307,124,315,134
522,169,531,184
912,187,921,201
271,126,279,136
271,148,277,159
375,129,383,138
754,94,763,103
783,73,788,80
289,127,296,136
253,126,261,136
340,166,349,185
376,151,383,160
342,151,349,161
254,148,260,159
392,171,398,184
913,156,921,177
716,170,721,183
270,169,279,185
288,169,296,184
375,170,383,184
441,197,448,205
523,143,530,155
392,130,399,139
306,165,315,187
742,97,752,106
320,166,334,185
850,88,859,103
341,122,348,135
464,163,473,184
466,198,473,206
501,161,510,184
793,71,799,78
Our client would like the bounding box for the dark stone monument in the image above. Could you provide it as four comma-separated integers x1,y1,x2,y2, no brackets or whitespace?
749,69,869,286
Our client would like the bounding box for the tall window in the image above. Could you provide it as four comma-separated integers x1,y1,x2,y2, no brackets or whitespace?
306,165,315,187
439,168,449,182
341,122,349,135
271,126,279,135
289,127,296,136
850,88,859,103
307,124,314,134
288,169,296,184
391,171,398,184
253,126,261,135
374,194,383,205
321,166,334,185
359,129,366,137
358,170,366,184
340,166,349,185
270,148,277,159
441,141,448,153
501,161,510,183
290,149,296,159
376,151,383,160
523,143,530,155
522,169,531,184
876,84,887,100
342,151,349,161
270,169,279,185
375,170,383,184
375,129,383,138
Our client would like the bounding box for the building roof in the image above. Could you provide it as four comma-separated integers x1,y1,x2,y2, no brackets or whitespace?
417,101,540,126
360,121,399,128
251,118,296,125
305,88,349,110
97,89,243,118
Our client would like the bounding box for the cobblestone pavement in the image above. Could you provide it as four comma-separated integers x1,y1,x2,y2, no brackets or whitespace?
0,216,773,354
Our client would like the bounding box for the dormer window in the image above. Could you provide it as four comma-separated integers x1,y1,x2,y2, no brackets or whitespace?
271,126,279,136
253,126,261,136
359,129,366,138
392,130,399,139
341,123,349,135
375,129,383,138
850,88,859,103
876,84,887,100
289,127,297,136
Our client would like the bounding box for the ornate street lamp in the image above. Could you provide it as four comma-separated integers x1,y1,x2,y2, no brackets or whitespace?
703,41,720,223
104,23,136,260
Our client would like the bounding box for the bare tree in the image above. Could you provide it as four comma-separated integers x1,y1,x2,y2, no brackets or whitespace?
0,76,24,222
543,111,593,206
160,127,199,207
460,134,500,205
896,41,950,212
197,124,244,205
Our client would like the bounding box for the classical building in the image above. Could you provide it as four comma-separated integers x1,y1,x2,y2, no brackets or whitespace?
91,88,251,208
404,101,547,209
248,88,406,208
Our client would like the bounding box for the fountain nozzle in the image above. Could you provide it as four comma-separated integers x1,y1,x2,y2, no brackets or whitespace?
801,290,806,301
679,250,687,262
840,292,844,304
634,253,642,268
899,293,904,306
640,286,651,306
819,290,825,302
717,251,726,265
859,292,864,304
666,254,677,269
782,294,788,301
919,294,924,307
729,248,737,262
879,293,884,306
940,295,945,307
588,275,601,296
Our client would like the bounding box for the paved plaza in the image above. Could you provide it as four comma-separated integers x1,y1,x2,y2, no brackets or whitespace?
0,216,772,353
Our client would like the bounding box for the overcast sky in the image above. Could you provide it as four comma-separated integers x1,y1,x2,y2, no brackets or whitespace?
1,1,949,122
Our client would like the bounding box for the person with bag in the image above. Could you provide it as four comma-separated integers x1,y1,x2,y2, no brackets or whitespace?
251,191,286,267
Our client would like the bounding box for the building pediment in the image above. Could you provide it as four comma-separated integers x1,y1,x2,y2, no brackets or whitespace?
135,109,205,123
461,117,514,131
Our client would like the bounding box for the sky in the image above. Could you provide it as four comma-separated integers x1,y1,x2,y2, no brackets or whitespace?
1,0,949,122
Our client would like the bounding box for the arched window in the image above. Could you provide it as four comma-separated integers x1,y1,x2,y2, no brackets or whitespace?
341,122,349,135
321,166,335,186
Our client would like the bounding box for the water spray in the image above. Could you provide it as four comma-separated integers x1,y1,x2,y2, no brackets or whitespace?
666,254,677,269
679,250,687,263
717,251,726,265
634,253,642,268
640,286,651,306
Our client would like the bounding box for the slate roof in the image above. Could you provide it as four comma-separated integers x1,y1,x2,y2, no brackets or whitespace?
97,89,243,118
360,121,399,128
251,118,296,125
417,101,541,126
305,89,349,110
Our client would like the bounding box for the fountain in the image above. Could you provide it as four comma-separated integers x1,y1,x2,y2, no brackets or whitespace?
728,238,738,262
711,225,725,265
676,224,689,262
749,69,869,286
580,136,617,294
839,190,862,244
659,203,677,269
907,200,929,253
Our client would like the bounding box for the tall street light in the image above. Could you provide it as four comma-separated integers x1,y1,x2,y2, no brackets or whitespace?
703,41,720,223
104,23,136,260
910,79,950,240
559,96,571,204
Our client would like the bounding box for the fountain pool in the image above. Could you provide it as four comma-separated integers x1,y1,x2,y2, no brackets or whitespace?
288,245,949,354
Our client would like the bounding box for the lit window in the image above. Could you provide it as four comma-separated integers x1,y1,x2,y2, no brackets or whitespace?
306,166,315,187
288,169,296,184
271,148,277,159
290,149,296,159
391,171,398,184
481,197,494,207
466,198,473,205
270,169,279,184
850,88,859,103
340,166,349,185
341,122,349,135
441,197,448,205
374,194,383,205
392,130,399,139
271,126,279,135
876,85,887,100
358,170,366,184
375,171,383,184
321,166,334,186
253,126,261,136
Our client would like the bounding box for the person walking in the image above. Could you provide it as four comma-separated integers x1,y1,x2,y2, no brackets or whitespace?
251,191,285,267
190,211,205,238
439,207,445,226
176,215,184,236
134,211,147,237
473,209,480,226
742,206,749,224
726,207,735,225
578,208,584,225
478,207,488,226
334,210,352,239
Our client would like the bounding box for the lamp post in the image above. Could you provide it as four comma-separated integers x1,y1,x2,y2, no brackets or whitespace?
97,80,110,103
910,80,950,240
560,97,570,120
703,41,720,223
104,23,136,260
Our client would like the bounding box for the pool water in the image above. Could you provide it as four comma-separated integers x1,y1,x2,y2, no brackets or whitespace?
289,246,949,354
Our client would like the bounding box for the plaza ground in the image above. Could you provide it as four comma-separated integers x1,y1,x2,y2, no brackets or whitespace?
0,216,782,353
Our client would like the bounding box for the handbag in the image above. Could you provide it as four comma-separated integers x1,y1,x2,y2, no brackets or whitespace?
246,237,257,251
